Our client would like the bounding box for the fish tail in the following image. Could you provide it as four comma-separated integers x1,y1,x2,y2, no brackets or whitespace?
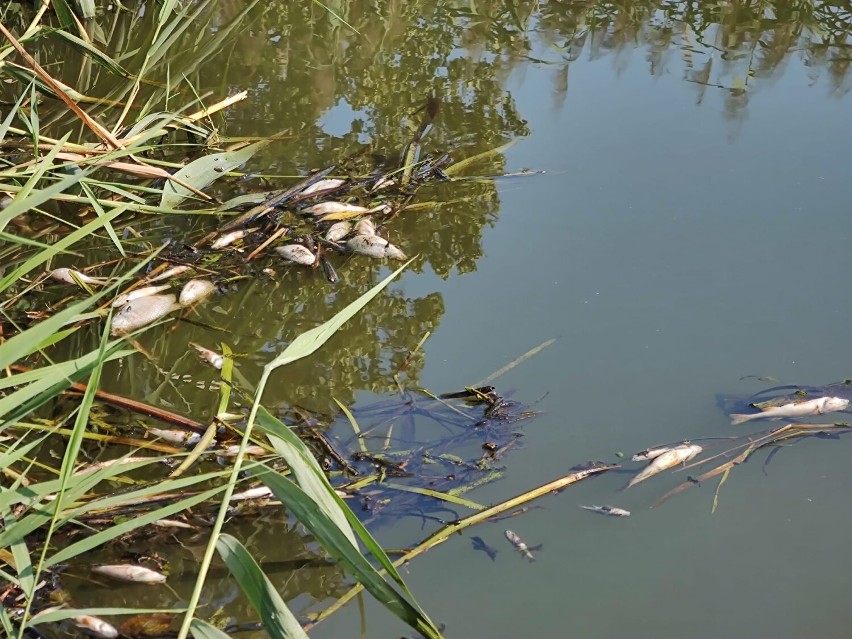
730,413,755,425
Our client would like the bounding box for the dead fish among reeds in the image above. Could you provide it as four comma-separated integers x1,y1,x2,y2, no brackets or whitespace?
211,228,257,249
145,264,192,283
72,615,119,638
471,535,498,561
111,294,180,336
73,455,152,476
504,529,540,562
179,279,215,306
730,396,849,425
300,178,346,195
147,428,202,446
580,504,631,517
222,444,268,457
275,244,317,266
230,486,274,501
324,221,352,243
152,518,194,530
626,444,702,489
347,234,406,260
303,201,369,218
191,342,224,370
354,216,376,236
112,284,171,308
48,267,109,285
92,564,167,584
632,443,684,462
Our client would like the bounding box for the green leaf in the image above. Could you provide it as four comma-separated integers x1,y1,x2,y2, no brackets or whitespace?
190,619,234,639
29,607,186,626
216,534,311,639
160,141,267,208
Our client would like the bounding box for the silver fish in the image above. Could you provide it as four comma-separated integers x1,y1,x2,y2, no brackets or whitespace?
504,529,540,562
730,396,849,425
275,244,316,266
147,428,202,446
631,443,684,462
111,294,180,336
303,201,369,217
230,486,274,501
112,284,171,308
191,342,224,370
300,178,346,195
92,564,166,584
211,228,257,249
151,518,194,530
222,444,268,457
581,504,631,517
325,221,353,243
179,279,215,306
48,267,108,285
72,615,119,638
354,216,376,236
626,444,703,489
145,264,192,283
347,234,406,260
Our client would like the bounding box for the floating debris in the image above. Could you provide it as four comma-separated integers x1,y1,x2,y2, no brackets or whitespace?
504,529,540,562
211,228,257,249
47,267,108,286
274,244,316,266
111,294,180,336
626,444,702,489
471,535,498,561
580,504,631,517
92,564,167,584
346,234,406,260
324,221,352,243
190,342,224,369
72,615,119,638
300,178,346,195
730,396,849,425
112,284,171,308
179,279,215,306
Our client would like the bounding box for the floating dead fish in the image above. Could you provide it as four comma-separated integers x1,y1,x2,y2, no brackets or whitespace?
626,444,703,489
631,443,685,462
92,564,167,584
581,504,631,517
230,486,274,501
471,535,498,561
324,221,352,243
222,444,268,457
320,254,339,284
72,615,119,638
147,428,201,446
179,279,215,306
274,244,316,266
504,529,540,562
354,216,376,236
73,455,152,476
730,396,849,425
346,234,406,260
48,267,108,286
112,284,171,308
111,294,180,336
370,176,396,192
211,228,257,249
151,518,194,530
145,264,192,283
190,342,224,370
300,178,346,195
303,201,369,218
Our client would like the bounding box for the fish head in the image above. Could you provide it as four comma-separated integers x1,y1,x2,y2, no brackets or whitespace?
823,397,850,412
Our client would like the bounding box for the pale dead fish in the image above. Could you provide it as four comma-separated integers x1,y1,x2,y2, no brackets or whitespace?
190,342,224,370
325,221,352,243
112,284,171,308
504,529,540,562
222,444,268,457
632,443,684,462
230,486,274,501
274,244,316,266
151,518,194,530
179,279,215,306
92,564,166,584
147,428,201,446
370,176,396,192
730,396,849,425
354,216,376,237
145,264,192,283
211,228,257,249
111,294,180,336
300,178,346,195
626,444,703,489
74,455,152,476
72,615,119,639
581,504,631,517
48,267,108,285
347,234,406,260
303,201,369,217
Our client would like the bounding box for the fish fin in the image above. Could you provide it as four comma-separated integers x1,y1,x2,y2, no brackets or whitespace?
730,413,754,425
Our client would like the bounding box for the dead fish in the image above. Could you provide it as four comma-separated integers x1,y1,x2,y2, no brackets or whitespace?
303,201,369,218
471,535,498,561
92,564,167,584
73,455,152,476
324,221,352,243
275,244,316,266
222,444,268,457
300,178,346,195
151,518,194,530
179,279,215,306
354,216,376,236
320,255,339,284
370,176,396,192
145,264,192,283
190,342,224,370
730,396,849,425
72,615,119,638
147,428,201,446
504,529,540,562
346,234,406,260
631,443,685,462
112,284,171,308
626,444,703,489
230,486,274,501
48,267,108,285
211,228,257,249
580,504,631,517
111,294,180,336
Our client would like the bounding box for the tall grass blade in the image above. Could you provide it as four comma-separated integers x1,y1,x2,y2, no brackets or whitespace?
190,619,234,639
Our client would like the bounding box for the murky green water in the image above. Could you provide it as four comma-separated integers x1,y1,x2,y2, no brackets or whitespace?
9,0,852,637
